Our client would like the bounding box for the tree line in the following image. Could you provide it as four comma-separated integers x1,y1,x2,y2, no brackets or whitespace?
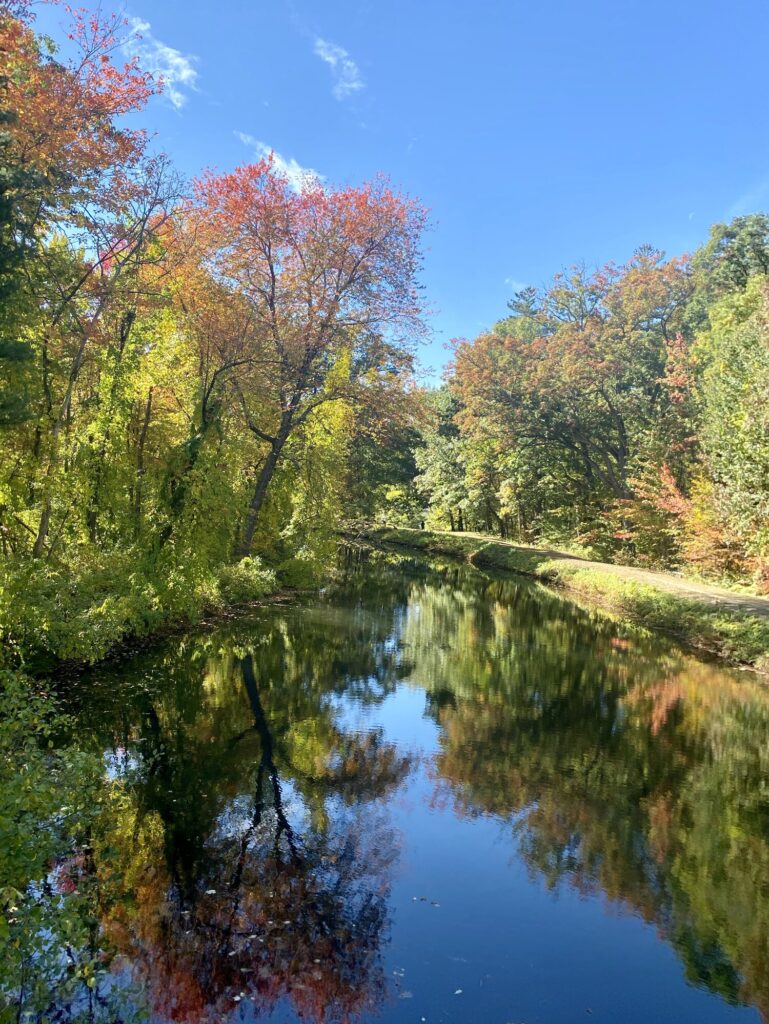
0,2,426,662
4,0,769,666
394,219,769,589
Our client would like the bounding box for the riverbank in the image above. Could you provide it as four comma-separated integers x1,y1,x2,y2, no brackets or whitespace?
0,553,306,672
356,526,769,671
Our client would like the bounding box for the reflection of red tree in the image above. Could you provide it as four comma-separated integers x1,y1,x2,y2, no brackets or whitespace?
639,676,687,736
54,853,87,895
111,806,394,1024
623,661,755,735
98,654,408,1023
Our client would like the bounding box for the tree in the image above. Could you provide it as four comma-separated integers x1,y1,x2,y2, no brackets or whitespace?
0,3,180,558
694,214,769,294
190,159,426,555
450,250,693,549
0,3,157,427
696,279,769,576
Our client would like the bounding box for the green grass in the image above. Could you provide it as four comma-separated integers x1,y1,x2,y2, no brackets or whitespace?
358,527,769,672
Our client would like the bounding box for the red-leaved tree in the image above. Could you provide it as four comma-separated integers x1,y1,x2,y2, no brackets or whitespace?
190,159,426,555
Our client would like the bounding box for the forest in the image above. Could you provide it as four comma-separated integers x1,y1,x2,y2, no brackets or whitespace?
6,4,769,1022
407,235,769,584
2,0,769,674
0,2,426,664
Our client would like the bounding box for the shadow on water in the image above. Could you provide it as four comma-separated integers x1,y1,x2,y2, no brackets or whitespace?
5,544,769,1022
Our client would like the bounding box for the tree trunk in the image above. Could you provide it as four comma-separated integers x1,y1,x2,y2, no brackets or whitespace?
86,311,135,543
134,387,154,535
32,493,52,558
490,507,506,538
32,312,105,557
241,654,300,863
237,415,292,557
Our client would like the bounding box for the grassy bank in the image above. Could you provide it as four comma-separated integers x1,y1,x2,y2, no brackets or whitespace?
357,526,769,672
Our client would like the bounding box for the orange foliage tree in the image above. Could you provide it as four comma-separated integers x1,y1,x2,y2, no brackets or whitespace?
190,159,427,555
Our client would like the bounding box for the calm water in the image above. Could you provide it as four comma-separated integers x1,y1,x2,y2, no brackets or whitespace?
42,549,769,1020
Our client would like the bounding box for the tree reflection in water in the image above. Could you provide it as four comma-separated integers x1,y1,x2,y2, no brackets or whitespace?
8,547,769,1023
400,569,769,1020
59,600,414,1023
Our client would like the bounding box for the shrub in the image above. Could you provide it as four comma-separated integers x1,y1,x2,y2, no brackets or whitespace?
217,557,277,605
276,556,322,588
0,553,163,666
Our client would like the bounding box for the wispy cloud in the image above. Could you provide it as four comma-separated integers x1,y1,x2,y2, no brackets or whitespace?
235,133,323,191
123,17,199,110
504,277,528,292
313,37,364,100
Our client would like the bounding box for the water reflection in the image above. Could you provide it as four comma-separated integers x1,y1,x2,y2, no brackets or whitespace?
5,546,769,1022
63,608,413,1023
395,563,769,1019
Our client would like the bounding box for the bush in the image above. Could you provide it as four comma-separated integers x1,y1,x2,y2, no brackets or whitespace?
0,670,117,1014
276,556,322,588
217,557,277,605
0,553,164,666
0,548,229,666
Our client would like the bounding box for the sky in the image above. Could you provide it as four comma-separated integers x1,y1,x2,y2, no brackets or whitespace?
39,0,769,379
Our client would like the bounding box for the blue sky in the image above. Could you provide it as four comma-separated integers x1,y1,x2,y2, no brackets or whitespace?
41,0,769,378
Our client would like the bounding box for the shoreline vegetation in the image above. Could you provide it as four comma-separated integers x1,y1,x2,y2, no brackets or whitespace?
2,9,769,712
0,5,426,674
5,3,769,682
33,584,301,680
356,526,769,672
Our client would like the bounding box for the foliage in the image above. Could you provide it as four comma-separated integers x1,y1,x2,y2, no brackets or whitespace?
0,551,162,666
401,217,769,591
362,527,769,669
189,159,426,557
0,4,425,665
216,557,277,605
696,281,769,571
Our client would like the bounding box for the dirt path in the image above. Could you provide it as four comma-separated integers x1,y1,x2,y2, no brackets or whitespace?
444,531,769,620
